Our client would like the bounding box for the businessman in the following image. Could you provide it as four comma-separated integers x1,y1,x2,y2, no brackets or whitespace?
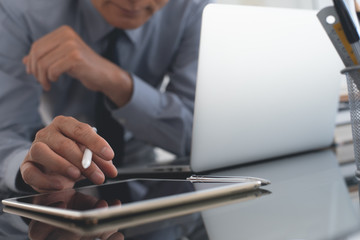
0,0,209,192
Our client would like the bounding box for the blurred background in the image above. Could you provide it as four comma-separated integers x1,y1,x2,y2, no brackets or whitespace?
215,0,333,9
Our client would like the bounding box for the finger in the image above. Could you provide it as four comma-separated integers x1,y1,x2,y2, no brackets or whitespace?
84,163,105,185
29,220,81,240
29,42,51,78
22,55,30,74
28,29,65,76
108,199,122,206
71,192,106,210
39,129,105,184
26,55,34,80
28,26,76,78
32,41,72,91
28,221,55,240
46,48,86,83
20,161,64,191
46,53,74,83
92,154,118,178
36,42,71,85
28,48,51,91
53,116,114,160
22,55,28,64
36,57,54,91
78,143,117,178
108,232,125,240
94,199,108,209
99,231,124,240
29,141,81,180
32,189,76,206
36,128,106,185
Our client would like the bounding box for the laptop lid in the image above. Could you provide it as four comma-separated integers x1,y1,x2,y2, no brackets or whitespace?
190,4,342,172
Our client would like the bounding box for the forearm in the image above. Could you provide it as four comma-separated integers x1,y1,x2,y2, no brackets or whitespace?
0,69,44,192
104,1,207,156
111,74,193,156
0,130,32,192
0,3,44,192
100,63,134,108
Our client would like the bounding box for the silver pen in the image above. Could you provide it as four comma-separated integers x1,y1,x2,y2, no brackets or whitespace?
187,175,271,186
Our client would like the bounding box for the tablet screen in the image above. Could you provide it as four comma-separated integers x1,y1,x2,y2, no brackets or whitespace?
13,179,198,211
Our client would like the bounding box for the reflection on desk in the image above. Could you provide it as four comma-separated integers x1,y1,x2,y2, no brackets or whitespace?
0,149,359,239
3,188,269,238
205,149,360,240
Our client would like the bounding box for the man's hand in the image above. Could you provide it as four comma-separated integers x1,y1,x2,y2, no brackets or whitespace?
20,116,118,192
23,25,133,107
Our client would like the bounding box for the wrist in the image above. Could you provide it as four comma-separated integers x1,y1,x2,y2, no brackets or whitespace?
101,65,134,107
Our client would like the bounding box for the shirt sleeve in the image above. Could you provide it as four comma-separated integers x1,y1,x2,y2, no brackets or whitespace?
0,2,43,192
111,1,208,157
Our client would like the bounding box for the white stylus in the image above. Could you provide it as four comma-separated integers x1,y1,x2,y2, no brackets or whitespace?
82,127,97,169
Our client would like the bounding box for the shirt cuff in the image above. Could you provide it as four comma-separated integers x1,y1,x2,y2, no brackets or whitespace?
5,149,28,192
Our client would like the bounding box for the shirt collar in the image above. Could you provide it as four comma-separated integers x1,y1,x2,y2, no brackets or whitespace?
124,26,144,45
79,0,145,45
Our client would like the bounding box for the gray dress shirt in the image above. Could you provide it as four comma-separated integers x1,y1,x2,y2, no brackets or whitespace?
0,0,209,191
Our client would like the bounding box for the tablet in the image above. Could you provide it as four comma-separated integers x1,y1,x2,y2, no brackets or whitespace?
3,188,270,235
2,178,262,224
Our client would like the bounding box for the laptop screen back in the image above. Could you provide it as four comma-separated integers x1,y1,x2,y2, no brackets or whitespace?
190,4,342,172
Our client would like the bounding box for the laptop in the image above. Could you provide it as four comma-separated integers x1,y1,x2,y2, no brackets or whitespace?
118,4,342,175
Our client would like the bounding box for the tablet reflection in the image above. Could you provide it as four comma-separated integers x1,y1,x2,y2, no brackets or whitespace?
7,180,270,239
13,189,270,240
28,219,124,240
31,188,121,211
26,210,206,240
